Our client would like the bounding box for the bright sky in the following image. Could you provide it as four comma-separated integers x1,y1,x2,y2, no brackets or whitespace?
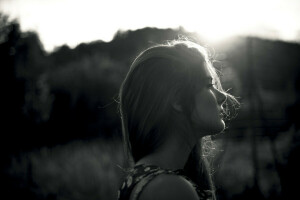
1,0,300,52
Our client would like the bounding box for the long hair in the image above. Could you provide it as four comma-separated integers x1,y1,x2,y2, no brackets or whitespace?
119,39,239,198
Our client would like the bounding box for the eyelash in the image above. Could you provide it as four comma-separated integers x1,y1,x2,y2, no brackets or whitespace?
207,83,215,89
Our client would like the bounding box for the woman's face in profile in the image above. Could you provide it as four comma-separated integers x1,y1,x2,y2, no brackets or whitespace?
191,64,226,135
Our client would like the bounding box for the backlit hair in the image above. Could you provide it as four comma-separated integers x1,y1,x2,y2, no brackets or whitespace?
119,39,238,162
119,39,239,200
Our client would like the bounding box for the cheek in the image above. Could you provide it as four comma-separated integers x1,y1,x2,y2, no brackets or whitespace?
194,92,218,118
192,93,225,134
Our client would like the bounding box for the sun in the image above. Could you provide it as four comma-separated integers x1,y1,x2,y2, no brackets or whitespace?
179,0,271,43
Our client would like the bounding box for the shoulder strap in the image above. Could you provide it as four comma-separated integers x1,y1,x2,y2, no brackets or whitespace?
118,164,163,200
130,167,170,200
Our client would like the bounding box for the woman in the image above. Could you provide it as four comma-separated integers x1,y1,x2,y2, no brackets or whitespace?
117,39,239,200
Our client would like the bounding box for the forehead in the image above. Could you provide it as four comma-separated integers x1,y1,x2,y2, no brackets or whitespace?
203,62,212,76
200,61,213,81
191,61,214,89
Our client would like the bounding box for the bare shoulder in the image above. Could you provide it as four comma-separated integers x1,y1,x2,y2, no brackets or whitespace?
136,174,199,200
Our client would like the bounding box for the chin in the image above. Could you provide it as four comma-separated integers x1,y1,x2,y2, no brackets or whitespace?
216,119,226,133
194,118,226,136
205,120,225,135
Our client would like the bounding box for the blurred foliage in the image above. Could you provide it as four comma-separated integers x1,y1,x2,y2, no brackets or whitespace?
8,139,124,200
1,12,300,200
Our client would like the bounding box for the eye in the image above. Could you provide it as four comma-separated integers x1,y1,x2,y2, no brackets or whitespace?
206,77,215,89
207,83,215,89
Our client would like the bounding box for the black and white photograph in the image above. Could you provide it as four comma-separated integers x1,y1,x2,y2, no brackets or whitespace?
1,0,300,200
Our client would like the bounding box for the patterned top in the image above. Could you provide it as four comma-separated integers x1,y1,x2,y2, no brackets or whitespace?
117,164,212,200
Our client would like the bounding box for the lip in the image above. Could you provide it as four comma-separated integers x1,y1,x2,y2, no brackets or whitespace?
219,112,224,118
219,108,225,118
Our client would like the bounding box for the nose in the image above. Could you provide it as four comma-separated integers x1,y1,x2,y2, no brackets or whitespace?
215,88,227,105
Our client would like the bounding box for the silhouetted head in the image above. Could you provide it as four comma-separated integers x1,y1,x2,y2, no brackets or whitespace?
119,39,238,162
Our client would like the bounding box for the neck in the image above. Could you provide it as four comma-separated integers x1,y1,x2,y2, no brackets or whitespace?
136,134,197,170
